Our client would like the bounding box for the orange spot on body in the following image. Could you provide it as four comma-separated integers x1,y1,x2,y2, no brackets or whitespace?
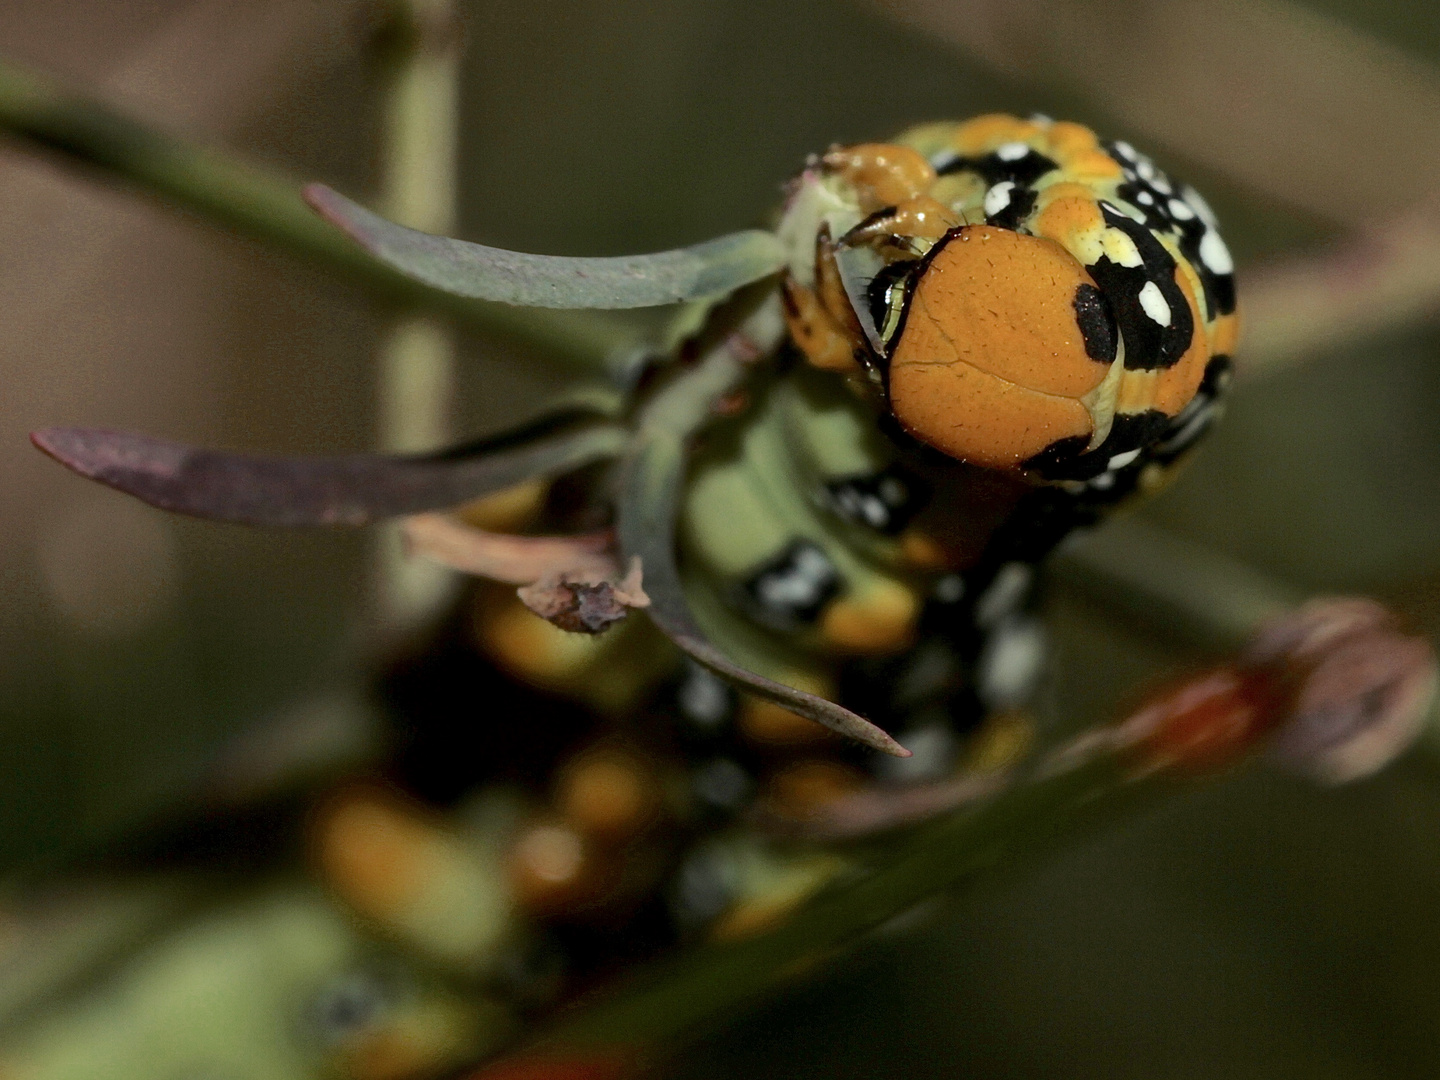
950,114,1045,156
740,697,833,746
1061,148,1124,181
782,278,859,372
508,820,616,915
1044,121,1101,158
1115,368,1160,416
1153,269,1211,415
1032,187,1106,252
767,759,865,817
818,582,918,653
315,790,440,920
898,529,949,570
556,751,661,841
1211,309,1241,357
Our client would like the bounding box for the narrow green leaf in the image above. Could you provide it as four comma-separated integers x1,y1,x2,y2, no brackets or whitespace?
615,331,909,758
305,184,788,310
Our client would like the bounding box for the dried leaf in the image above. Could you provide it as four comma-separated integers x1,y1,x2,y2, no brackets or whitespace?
518,557,650,635
1247,599,1438,783
31,419,627,526
305,184,787,310
403,514,613,584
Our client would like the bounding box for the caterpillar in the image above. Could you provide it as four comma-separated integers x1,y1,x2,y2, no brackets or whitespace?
35,114,1237,1005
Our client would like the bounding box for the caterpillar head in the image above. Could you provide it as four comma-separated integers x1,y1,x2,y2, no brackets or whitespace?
778,115,1239,481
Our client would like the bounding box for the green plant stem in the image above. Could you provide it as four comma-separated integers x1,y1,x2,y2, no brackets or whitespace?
0,54,642,376
1053,517,1303,653
372,0,463,630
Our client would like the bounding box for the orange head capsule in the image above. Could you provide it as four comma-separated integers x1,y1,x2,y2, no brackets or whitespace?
887,225,1110,468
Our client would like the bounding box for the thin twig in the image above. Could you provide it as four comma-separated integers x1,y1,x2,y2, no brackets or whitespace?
1051,517,1302,653
492,710,1256,1073
867,0,1440,224
371,0,464,629
0,53,644,377
1238,199,1440,379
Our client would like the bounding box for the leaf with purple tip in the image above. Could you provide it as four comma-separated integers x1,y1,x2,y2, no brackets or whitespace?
32,418,627,526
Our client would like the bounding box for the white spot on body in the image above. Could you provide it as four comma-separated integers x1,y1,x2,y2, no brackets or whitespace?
1089,471,1117,490
679,662,730,726
1112,140,1137,161
1158,403,1215,454
878,723,958,783
1199,229,1234,275
975,562,1033,628
1108,448,1142,470
674,843,739,924
859,494,889,528
1136,190,1155,206
984,181,1016,218
756,545,834,611
833,487,889,529
1150,173,1172,195
978,616,1047,709
930,150,960,173
1181,184,1219,228
1167,198,1195,221
1137,280,1172,325
1103,199,1147,226
1136,158,1157,181
996,141,1031,161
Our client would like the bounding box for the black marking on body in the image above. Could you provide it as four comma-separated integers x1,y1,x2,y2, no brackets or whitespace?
825,463,930,535
866,259,920,353
1072,283,1118,362
1022,410,1170,482
872,224,974,382
1021,434,1090,479
1024,353,1233,490
984,184,1036,230
1090,204,1194,371
1171,214,1237,318
738,539,841,630
1101,139,1236,320
938,148,1059,187
1152,355,1232,461
1116,180,1175,235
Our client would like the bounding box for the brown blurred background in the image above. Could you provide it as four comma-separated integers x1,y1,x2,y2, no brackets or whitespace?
3,1,1440,1076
